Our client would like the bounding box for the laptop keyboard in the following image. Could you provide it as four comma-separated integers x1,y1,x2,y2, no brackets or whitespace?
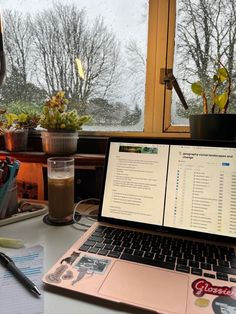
78,226,236,282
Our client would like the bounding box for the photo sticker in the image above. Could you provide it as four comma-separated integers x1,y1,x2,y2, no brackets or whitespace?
212,296,236,314
75,255,110,274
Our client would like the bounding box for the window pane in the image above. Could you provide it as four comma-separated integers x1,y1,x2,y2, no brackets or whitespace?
1,0,148,132
171,0,236,125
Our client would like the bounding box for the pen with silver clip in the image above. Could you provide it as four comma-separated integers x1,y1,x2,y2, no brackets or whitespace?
0,252,41,296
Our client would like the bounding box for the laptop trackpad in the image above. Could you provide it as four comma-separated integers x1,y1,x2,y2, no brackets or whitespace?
99,261,188,314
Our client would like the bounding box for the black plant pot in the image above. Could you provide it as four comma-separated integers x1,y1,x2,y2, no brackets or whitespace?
189,114,236,141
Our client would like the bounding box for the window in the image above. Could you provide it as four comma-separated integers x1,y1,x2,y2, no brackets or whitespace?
144,0,190,136
168,0,236,131
5,1,231,138
1,0,150,133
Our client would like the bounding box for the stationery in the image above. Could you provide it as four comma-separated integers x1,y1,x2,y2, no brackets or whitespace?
0,158,20,219
0,245,44,314
0,252,41,296
0,237,25,248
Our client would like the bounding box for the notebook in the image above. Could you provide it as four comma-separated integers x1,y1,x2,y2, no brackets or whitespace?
43,137,236,314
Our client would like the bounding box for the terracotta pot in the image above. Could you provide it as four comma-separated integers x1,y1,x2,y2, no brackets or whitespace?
189,114,236,141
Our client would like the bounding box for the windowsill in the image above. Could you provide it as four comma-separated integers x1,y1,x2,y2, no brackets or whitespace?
0,132,190,165
0,150,105,166
0,134,107,166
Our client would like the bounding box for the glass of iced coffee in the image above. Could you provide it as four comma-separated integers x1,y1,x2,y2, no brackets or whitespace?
47,157,74,225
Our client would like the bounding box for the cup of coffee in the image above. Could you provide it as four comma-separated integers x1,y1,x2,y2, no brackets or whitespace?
47,157,74,224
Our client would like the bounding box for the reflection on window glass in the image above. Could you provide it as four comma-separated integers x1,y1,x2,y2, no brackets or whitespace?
172,0,236,125
1,0,148,131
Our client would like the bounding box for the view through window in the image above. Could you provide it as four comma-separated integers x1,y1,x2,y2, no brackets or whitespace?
171,0,236,126
0,0,148,132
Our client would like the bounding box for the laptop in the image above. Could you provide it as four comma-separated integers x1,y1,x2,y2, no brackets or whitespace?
43,137,236,314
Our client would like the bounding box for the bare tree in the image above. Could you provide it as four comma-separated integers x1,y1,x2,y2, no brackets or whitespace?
3,10,33,84
124,0,147,111
1,10,47,105
175,0,236,115
32,3,121,105
1,2,144,126
125,39,146,109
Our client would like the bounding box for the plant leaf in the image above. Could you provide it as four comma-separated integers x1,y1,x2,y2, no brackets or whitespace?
5,113,18,127
191,82,203,95
217,68,228,82
214,92,228,109
18,113,28,123
213,74,219,82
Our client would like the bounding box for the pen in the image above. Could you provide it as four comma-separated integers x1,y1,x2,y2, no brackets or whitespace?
0,252,41,296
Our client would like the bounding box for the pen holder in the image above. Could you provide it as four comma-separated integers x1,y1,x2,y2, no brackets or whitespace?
0,178,18,219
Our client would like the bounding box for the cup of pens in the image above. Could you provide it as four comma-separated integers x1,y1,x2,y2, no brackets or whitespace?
0,158,20,219
44,157,75,225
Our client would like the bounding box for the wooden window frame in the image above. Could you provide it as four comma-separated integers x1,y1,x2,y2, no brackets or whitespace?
80,0,190,139
0,0,191,162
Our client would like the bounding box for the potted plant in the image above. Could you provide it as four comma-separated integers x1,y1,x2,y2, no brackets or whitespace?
190,65,236,141
39,91,91,155
0,111,39,151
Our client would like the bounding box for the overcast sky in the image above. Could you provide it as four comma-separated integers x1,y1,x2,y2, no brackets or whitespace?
0,0,148,120
0,0,148,46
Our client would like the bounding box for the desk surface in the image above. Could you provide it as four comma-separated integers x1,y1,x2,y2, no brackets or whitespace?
0,213,147,314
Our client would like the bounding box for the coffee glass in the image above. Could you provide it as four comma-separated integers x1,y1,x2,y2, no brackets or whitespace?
47,157,74,224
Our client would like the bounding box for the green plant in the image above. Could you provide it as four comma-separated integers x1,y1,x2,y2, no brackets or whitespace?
191,66,231,114
0,111,40,132
39,91,91,131
4,101,42,116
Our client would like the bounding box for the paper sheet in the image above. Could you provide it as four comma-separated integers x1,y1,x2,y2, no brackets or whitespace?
0,245,44,314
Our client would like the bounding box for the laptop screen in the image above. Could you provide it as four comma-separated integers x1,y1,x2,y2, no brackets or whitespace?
100,139,236,239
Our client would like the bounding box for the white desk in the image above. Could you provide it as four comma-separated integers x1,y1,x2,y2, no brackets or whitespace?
0,213,148,314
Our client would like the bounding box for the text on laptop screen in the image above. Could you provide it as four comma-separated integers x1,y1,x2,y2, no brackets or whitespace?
101,142,236,237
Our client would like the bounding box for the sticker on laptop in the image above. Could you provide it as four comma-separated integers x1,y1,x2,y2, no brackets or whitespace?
194,298,210,308
45,254,110,285
212,296,236,313
60,251,81,265
45,251,81,284
45,264,69,283
192,279,236,299
71,255,110,285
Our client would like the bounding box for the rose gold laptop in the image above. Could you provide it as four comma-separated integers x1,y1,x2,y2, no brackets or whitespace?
43,137,236,314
